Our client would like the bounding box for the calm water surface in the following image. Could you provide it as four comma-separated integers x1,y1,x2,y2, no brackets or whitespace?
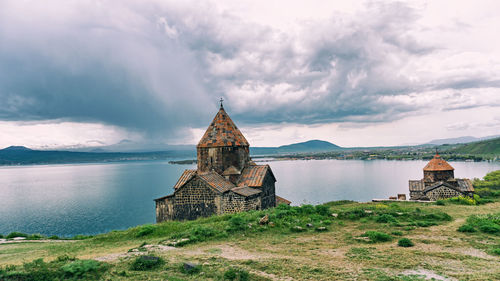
1,159,499,237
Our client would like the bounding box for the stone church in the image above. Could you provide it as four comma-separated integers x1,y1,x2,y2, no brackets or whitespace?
155,103,290,222
409,153,474,201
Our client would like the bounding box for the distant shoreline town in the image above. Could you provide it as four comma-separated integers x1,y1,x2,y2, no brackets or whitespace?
0,136,499,166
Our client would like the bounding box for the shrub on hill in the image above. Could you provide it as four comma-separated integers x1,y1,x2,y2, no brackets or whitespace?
6,232,28,239
135,225,156,237
457,224,476,233
398,238,414,247
473,170,500,189
363,231,392,243
223,267,250,281
0,257,108,280
130,255,164,271
459,213,500,235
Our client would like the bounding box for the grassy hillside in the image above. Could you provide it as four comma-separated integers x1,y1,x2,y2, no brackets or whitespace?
1,199,499,280
450,137,500,155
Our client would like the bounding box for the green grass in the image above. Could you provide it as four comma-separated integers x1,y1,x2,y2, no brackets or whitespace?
2,200,500,280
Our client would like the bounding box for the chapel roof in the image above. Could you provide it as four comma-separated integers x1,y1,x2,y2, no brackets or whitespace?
276,195,292,205
423,153,454,171
173,169,196,189
238,165,275,187
197,105,249,148
198,171,236,193
230,186,262,197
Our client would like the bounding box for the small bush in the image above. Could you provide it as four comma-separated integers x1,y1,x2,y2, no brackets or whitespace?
436,200,446,206
376,214,397,223
491,248,500,256
228,216,247,232
180,263,201,274
458,224,476,233
189,226,217,242
398,238,414,247
48,235,60,240
22,258,56,280
415,221,437,227
223,267,250,281
61,260,102,277
478,223,500,234
299,204,316,214
130,255,165,271
475,188,500,199
447,196,476,205
315,205,330,216
0,234,3,238
277,203,291,210
56,255,76,262
391,231,403,236
363,231,392,243
136,225,156,237
6,232,28,239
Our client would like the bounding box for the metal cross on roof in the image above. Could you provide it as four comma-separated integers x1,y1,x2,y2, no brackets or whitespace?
219,97,224,108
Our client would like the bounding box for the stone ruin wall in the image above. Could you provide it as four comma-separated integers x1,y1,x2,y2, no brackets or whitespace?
172,178,220,220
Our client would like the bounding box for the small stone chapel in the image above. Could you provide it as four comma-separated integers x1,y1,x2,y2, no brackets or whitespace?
155,101,290,222
409,152,474,201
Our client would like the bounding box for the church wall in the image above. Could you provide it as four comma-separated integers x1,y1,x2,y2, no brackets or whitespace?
155,196,174,223
197,146,249,174
424,170,454,182
172,178,220,220
259,172,276,209
409,191,427,201
425,186,463,201
221,192,261,213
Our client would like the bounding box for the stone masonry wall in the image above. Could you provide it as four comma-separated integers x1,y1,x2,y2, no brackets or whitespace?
424,170,454,183
197,146,250,174
155,196,174,223
425,186,463,201
409,191,426,201
221,192,261,214
259,172,276,209
173,178,220,220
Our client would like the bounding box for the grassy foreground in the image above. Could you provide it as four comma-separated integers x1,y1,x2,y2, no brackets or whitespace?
1,199,499,280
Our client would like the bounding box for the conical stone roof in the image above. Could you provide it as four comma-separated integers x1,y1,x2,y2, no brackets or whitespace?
197,106,249,148
423,153,454,171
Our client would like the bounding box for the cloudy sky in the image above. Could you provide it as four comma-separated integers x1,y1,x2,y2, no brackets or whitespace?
0,0,499,149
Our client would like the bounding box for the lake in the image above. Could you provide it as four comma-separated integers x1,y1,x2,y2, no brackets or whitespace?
1,159,499,237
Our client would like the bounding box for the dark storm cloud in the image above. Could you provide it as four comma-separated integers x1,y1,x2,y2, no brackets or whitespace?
0,0,215,139
0,0,498,139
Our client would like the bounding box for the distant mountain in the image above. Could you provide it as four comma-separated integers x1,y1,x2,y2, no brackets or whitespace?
448,137,500,155
426,135,500,145
278,140,341,152
251,140,341,155
0,147,194,166
1,146,33,151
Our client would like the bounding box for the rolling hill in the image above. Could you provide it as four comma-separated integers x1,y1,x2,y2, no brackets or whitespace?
251,140,342,155
449,137,500,155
